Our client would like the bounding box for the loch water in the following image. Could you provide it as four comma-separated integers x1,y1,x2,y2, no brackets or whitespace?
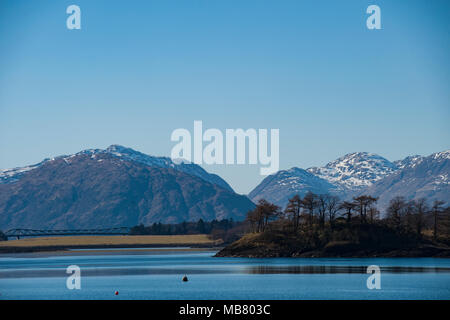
0,248,449,300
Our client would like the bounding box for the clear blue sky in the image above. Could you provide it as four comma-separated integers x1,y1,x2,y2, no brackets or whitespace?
0,0,449,194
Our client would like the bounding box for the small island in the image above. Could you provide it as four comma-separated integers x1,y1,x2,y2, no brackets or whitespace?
216,193,450,258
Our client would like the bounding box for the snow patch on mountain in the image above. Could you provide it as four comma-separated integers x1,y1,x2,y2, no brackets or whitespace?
362,149,450,209
0,161,48,183
393,155,423,169
0,145,233,191
248,167,338,207
271,167,337,191
431,150,450,161
307,152,397,190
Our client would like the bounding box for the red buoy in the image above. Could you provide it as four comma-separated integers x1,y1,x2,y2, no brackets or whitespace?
115,291,119,295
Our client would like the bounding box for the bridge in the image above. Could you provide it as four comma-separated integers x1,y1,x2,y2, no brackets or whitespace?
4,227,131,239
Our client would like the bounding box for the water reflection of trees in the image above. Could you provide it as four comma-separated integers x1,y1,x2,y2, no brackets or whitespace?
245,265,450,274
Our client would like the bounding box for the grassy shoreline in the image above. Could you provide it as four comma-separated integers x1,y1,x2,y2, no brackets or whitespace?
0,234,221,254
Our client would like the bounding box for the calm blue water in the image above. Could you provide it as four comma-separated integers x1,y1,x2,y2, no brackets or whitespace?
0,248,449,300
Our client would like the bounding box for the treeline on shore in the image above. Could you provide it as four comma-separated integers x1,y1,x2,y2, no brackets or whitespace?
127,193,450,252
216,193,450,257
0,219,243,243
128,218,246,243
249,193,449,241
1,193,448,256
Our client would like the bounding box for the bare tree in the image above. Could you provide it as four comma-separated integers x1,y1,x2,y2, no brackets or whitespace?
367,206,380,223
326,195,340,228
353,195,378,222
386,196,408,231
403,201,416,234
285,194,302,231
246,209,260,233
412,198,428,238
256,199,281,232
432,200,445,240
339,201,356,223
302,192,318,226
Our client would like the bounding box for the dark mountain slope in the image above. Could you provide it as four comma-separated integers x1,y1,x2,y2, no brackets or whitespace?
0,153,254,229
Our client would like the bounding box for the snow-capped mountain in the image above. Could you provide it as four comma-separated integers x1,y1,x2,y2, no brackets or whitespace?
430,150,450,162
249,150,450,209
248,167,338,207
0,160,47,184
307,152,397,191
393,155,424,170
0,145,233,192
0,146,254,229
363,150,450,209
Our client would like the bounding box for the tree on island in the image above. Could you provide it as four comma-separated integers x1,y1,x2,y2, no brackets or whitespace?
326,195,340,228
245,192,448,245
432,200,445,241
386,196,408,232
412,198,428,238
218,192,450,258
246,199,281,233
339,201,356,223
353,195,378,222
302,192,318,226
127,191,449,254
284,194,302,231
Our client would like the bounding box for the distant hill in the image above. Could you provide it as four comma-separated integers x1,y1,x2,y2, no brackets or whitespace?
2,146,448,230
249,150,449,210
362,151,450,209
248,167,338,207
0,146,254,230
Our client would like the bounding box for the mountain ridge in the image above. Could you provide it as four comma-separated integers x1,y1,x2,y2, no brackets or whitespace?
1,147,448,229
306,152,398,191
362,150,450,209
0,147,255,230
0,144,233,192
248,167,338,206
249,150,450,209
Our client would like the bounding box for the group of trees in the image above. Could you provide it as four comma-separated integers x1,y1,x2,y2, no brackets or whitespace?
246,199,282,233
247,193,378,233
2,195,447,245
128,218,246,243
385,197,449,240
129,218,237,236
246,192,450,242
